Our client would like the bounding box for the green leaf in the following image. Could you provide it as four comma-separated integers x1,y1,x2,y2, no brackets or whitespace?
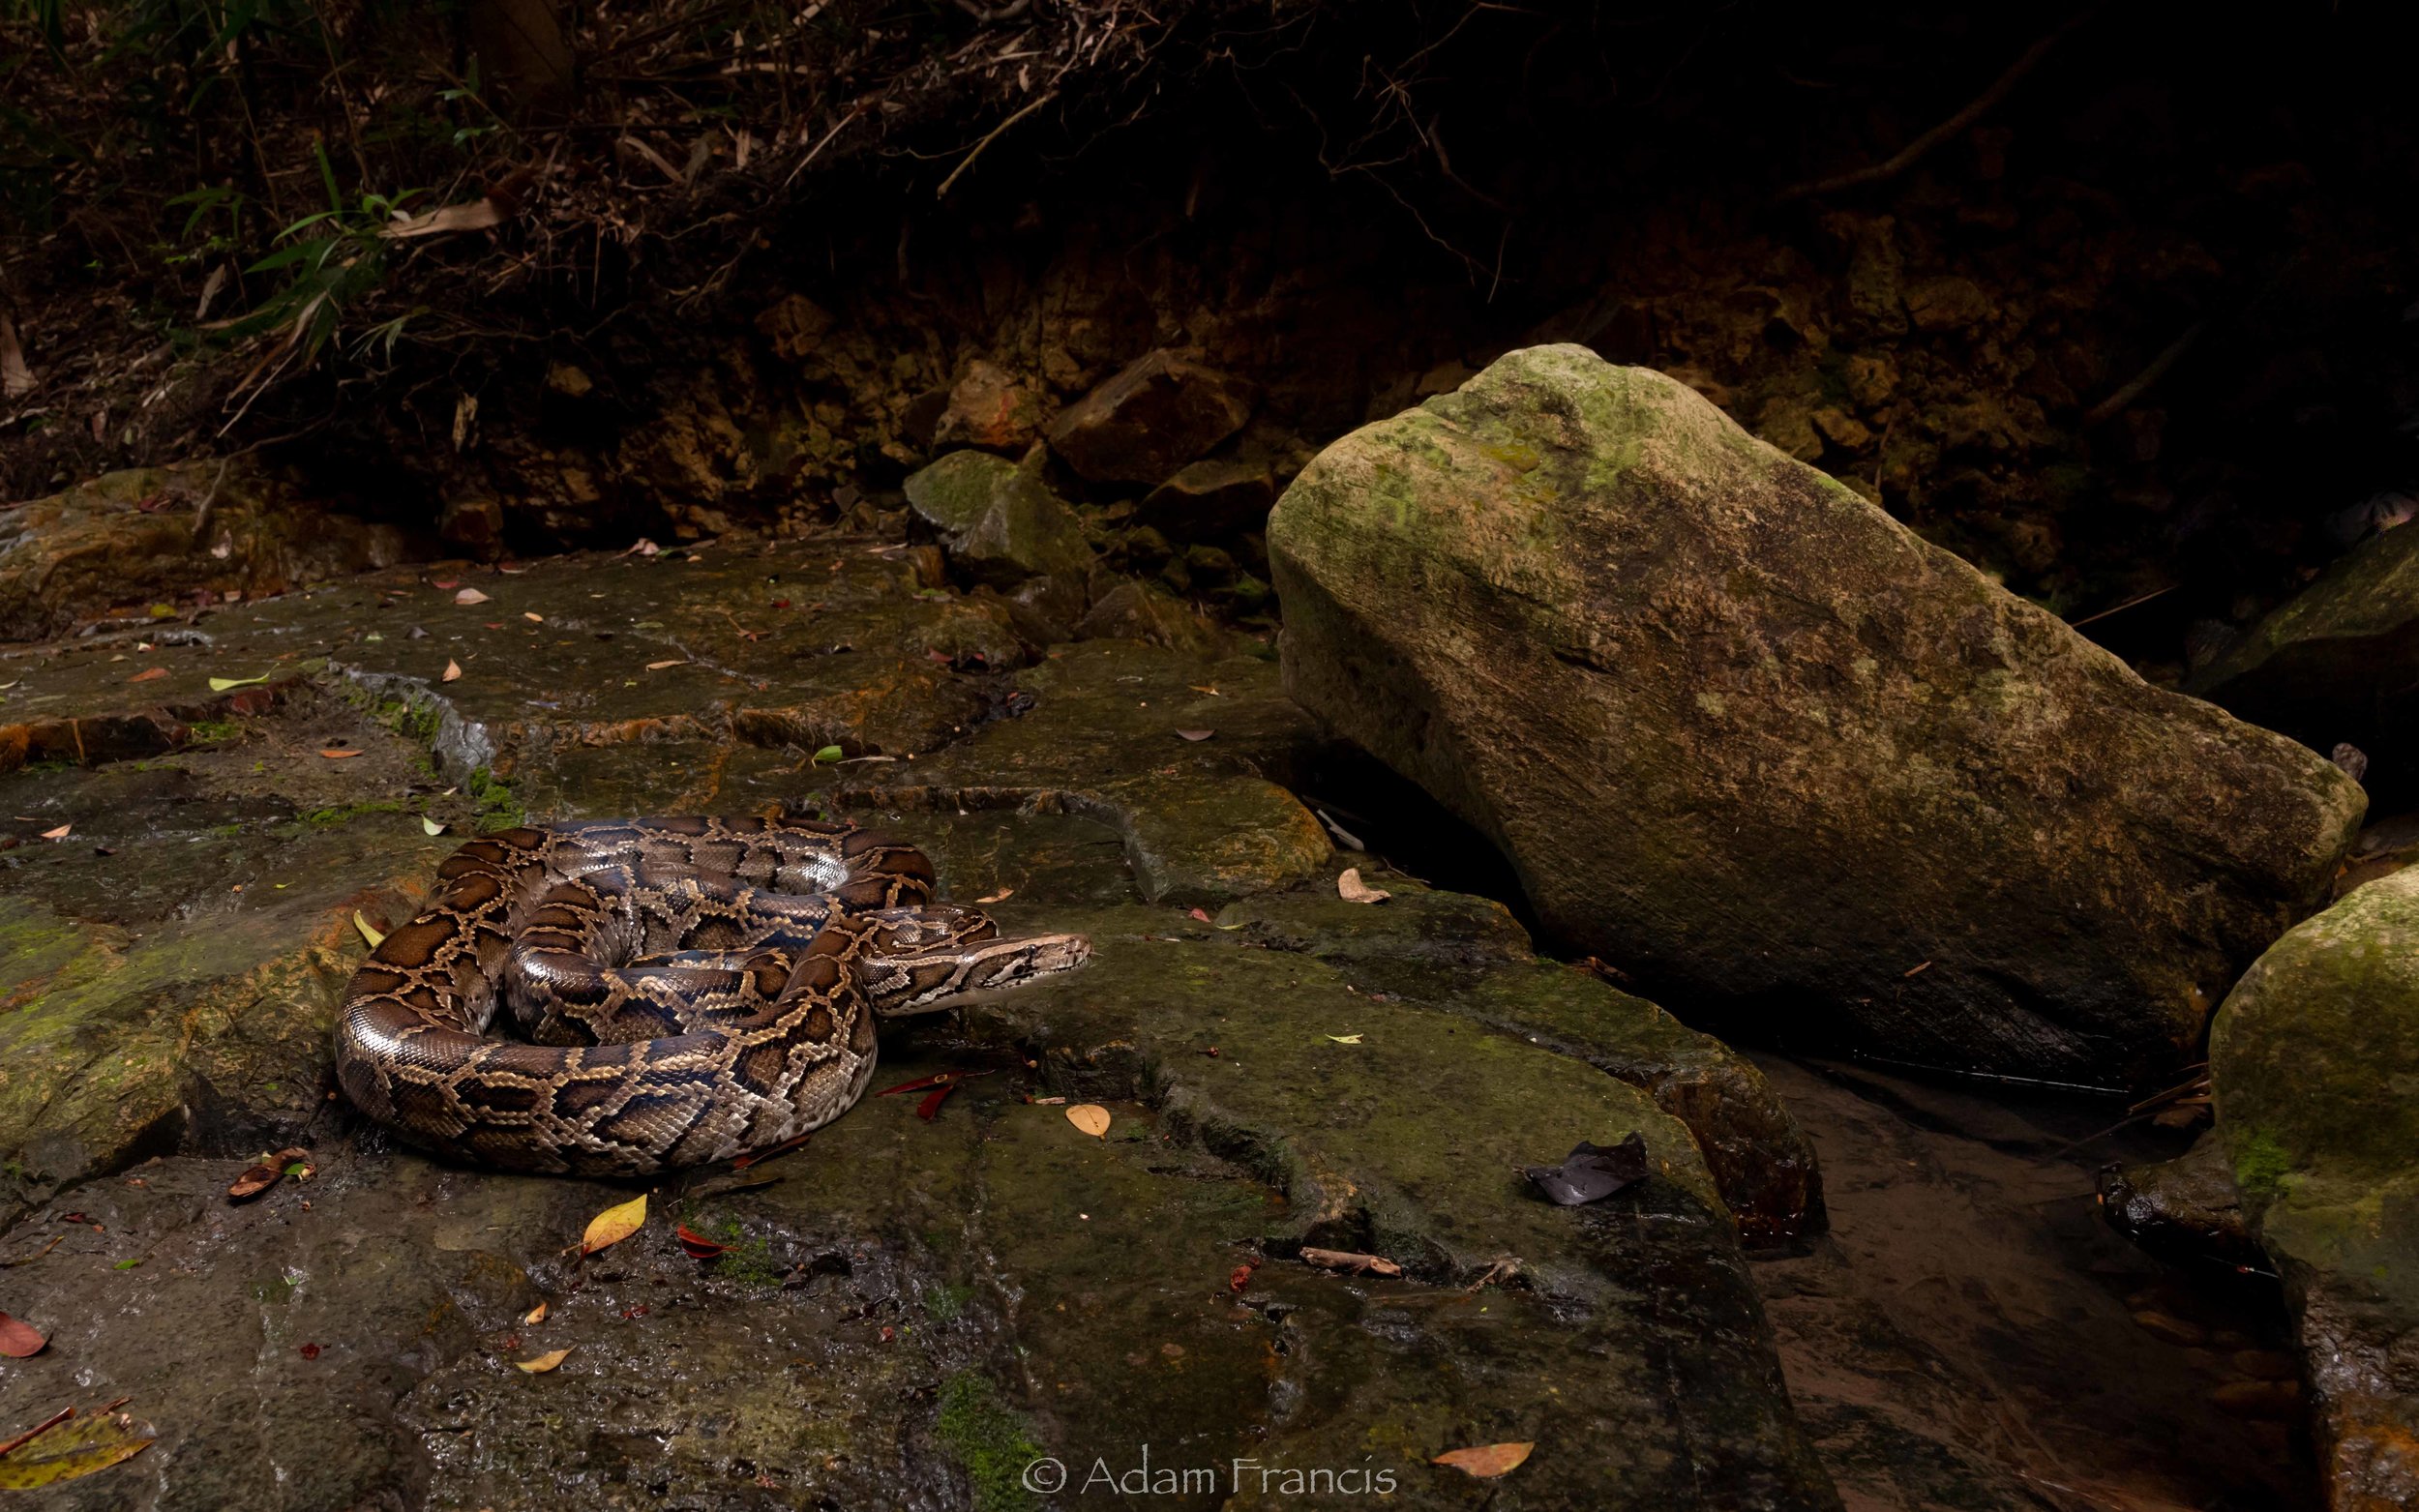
0,1410,158,1490
207,673,273,693
110,1259,140,1270
811,745,844,764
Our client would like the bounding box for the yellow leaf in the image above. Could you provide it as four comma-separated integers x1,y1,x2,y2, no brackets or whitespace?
523,1301,548,1325
207,672,272,693
353,910,386,949
0,1410,158,1489
1431,1442,1534,1479
422,816,445,837
514,1348,573,1373
1326,1034,1363,1045
1064,1105,1111,1140
582,1194,646,1255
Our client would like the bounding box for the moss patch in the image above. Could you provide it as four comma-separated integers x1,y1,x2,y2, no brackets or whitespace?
936,1372,1041,1512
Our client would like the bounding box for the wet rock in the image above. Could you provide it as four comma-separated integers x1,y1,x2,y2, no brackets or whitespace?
438,495,506,558
0,512,1853,1507
1269,345,2363,1083
1071,578,1224,655
902,449,1095,628
0,461,418,639
2210,865,2419,1509
1045,349,1255,485
2191,520,2419,803
931,359,1048,453
1136,457,1276,541
2097,1131,2263,1271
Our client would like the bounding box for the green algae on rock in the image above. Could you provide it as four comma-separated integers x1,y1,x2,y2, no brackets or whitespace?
1269,344,2364,1085
2210,865,2419,1510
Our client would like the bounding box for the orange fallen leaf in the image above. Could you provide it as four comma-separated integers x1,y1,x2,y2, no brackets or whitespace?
454,587,491,606
441,659,463,683
1431,1442,1533,1479
126,667,166,684
1065,1105,1112,1140
38,824,69,842
514,1348,572,1373
974,887,1014,904
523,1301,548,1325
0,1314,45,1358
581,1194,646,1255
674,1224,729,1260
523,612,542,623
318,749,363,759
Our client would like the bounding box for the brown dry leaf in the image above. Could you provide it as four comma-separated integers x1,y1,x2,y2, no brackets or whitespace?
0,1409,158,1490
318,749,363,759
523,1301,548,1325
974,887,1014,904
378,196,504,240
581,1194,646,1255
645,659,686,671
1299,1247,1404,1278
441,659,463,683
1431,1442,1534,1479
38,824,70,842
454,587,491,606
514,1348,572,1374
126,667,166,684
0,1314,45,1358
225,1161,282,1201
1064,1105,1112,1140
1337,868,1392,904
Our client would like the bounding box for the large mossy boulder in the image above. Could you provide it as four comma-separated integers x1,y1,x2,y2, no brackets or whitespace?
2210,867,2419,1510
1268,345,2363,1082
2191,520,2419,803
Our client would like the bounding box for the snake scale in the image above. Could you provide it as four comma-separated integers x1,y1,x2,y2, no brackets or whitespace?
335,815,1090,1175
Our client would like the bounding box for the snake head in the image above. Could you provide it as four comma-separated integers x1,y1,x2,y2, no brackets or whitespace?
860,928,1093,1018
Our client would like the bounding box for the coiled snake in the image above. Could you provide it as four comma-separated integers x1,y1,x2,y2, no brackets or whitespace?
335,815,1090,1175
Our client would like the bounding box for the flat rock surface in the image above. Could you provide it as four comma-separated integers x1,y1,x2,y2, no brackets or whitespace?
0,531,1837,1509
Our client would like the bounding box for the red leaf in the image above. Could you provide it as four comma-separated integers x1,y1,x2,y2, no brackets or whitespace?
297,1343,320,1361
674,1224,729,1260
877,1069,990,1098
431,579,460,591
916,1083,958,1121
1228,1264,1255,1294
127,667,167,684
1187,907,1212,923
0,1313,45,1358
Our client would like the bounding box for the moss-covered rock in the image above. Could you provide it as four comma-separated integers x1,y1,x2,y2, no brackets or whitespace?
903,449,1096,627
1269,345,2363,1084
2210,865,2419,1509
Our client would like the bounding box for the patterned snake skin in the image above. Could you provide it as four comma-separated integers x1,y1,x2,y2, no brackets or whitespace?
334,816,1090,1175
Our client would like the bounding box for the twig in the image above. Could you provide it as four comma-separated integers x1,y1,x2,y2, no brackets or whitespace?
935,93,1056,200
1777,10,2097,203
780,106,867,192
2068,583,2176,629
0,1407,74,1460
2082,322,2204,426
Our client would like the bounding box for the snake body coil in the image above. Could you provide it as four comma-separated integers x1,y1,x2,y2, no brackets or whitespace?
335,815,1090,1175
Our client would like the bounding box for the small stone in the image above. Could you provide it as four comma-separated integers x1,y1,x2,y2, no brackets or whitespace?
1904,276,1994,333
2132,1310,2208,1348
2209,1377,2302,1418
1046,350,1255,485
1811,407,1873,451
933,361,1048,454
438,497,506,559
1072,580,1224,657
1137,459,1275,541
